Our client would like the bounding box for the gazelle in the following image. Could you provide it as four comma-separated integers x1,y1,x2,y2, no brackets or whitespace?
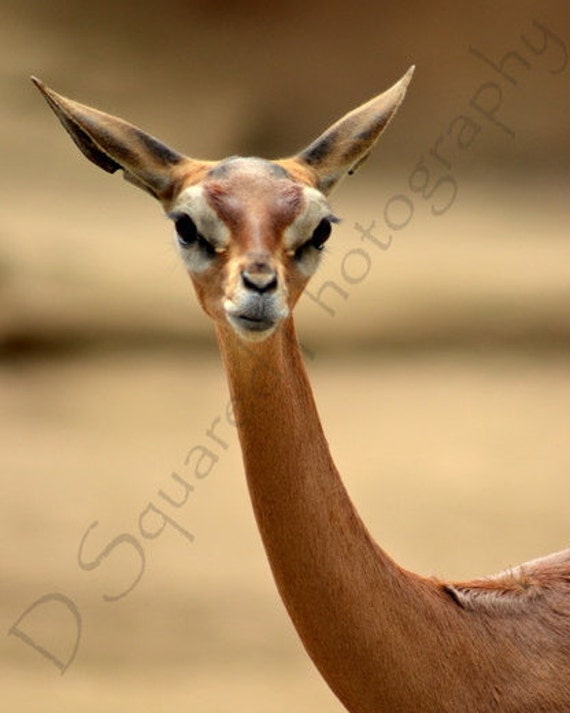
32,69,570,712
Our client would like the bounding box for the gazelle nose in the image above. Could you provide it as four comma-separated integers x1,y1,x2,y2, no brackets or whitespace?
241,262,278,294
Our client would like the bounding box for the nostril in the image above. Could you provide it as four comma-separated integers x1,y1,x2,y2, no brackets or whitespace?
241,266,278,293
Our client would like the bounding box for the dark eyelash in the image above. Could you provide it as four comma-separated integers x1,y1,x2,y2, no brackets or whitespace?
173,214,216,256
294,217,334,260
310,217,332,250
174,214,198,246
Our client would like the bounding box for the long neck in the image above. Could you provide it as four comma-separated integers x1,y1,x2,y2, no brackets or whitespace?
216,318,469,713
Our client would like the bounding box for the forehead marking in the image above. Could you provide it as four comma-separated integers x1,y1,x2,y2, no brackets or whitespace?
203,159,305,240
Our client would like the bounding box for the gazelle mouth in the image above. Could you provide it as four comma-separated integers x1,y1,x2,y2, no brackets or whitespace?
224,296,288,340
227,313,277,335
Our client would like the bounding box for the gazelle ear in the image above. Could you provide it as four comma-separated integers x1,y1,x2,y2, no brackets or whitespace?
31,77,204,203
293,66,415,195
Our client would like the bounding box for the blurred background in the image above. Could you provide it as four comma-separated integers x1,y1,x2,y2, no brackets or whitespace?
1,1,569,710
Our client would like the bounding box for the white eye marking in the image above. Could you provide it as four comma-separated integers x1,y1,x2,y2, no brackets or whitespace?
284,187,336,276
170,185,230,272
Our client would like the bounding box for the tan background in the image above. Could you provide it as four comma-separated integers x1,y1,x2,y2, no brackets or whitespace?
1,1,569,711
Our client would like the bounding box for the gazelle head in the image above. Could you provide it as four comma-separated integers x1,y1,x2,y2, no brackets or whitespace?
32,68,413,342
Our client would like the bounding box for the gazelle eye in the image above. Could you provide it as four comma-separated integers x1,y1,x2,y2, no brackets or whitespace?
310,218,332,250
294,217,334,262
174,214,216,256
175,214,198,246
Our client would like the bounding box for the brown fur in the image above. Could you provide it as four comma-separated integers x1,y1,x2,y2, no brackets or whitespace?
33,69,570,712
202,160,305,241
